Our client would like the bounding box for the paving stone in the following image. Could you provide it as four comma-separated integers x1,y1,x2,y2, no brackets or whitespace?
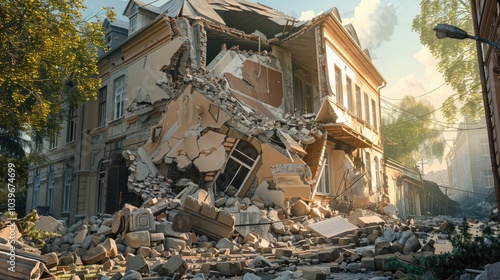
121,270,142,280
102,238,118,258
375,241,394,256
165,237,187,252
374,254,397,271
317,248,340,262
361,256,375,270
403,236,421,255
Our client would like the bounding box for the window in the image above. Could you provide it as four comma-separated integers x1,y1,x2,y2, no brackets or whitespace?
62,168,72,212
335,66,343,106
365,152,373,194
215,140,259,195
97,164,106,213
480,137,489,156
374,157,380,190
33,169,40,209
49,133,58,149
98,86,107,127
47,166,55,212
317,151,330,194
364,92,370,125
356,85,362,119
129,15,138,34
484,169,493,189
346,77,353,112
66,108,76,143
113,76,126,120
371,99,377,129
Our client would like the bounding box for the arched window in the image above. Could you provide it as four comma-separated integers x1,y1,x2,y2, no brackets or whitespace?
365,151,372,194
96,163,106,214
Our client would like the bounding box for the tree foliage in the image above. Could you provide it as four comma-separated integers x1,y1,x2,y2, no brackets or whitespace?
0,0,114,154
412,0,482,123
383,96,445,166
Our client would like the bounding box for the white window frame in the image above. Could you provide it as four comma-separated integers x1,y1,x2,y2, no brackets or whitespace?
215,140,259,195
33,169,40,209
317,151,330,194
484,169,493,189
62,168,72,213
113,76,126,120
335,66,343,106
346,77,353,112
129,15,138,34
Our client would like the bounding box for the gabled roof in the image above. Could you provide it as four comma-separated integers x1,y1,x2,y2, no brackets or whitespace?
123,0,161,16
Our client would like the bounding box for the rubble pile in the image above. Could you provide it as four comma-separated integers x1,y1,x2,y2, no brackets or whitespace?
7,201,498,280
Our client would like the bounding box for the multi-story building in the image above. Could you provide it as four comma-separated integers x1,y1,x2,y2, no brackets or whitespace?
26,0,387,223
472,0,500,209
445,117,493,201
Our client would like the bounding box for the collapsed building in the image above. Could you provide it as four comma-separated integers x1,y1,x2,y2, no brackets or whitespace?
26,0,389,226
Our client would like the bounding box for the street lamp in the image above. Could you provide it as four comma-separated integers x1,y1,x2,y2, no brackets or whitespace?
433,23,500,48
433,22,500,215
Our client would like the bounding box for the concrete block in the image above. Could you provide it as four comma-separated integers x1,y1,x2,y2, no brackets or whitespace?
125,231,151,249
81,245,107,265
361,256,375,270
291,200,310,216
215,238,236,253
216,261,242,276
317,248,340,262
357,216,385,227
375,241,394,256
201,203,220,220
156,222,189,240
74,228,89,244
101,238,118,258
126,254,150,274
156,255,187,276
217,211,235,227
34,216,63,232
403,236,421,255
136,246,151,258
129,208,156,232
374,254,397,271
165,237,187,252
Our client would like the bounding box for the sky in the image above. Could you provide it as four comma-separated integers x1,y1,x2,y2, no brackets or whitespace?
83,0,461,173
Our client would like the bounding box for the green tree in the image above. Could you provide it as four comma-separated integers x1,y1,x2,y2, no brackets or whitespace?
383,96,445,166
0,0,114,153
412,0,482,123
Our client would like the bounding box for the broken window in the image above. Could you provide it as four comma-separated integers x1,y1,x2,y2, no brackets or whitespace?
317,151,330,194
355,85,362,119
346,77,353,112
33,169,40,209
47,166,55,212
364,92,370,125
335,66,343,106
113,76,126,120
96,163,106,214
371,98,377,129
66,108,76,143
62,168,72,213
98,86,107,127
215,140,259,194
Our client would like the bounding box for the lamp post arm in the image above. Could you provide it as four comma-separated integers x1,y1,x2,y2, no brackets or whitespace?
468,34,500,49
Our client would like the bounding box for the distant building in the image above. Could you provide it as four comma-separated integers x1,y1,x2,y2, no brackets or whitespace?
445,117,493,201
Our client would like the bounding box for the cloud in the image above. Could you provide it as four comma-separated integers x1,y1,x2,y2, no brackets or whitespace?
345,0,398,50
298,10,322,21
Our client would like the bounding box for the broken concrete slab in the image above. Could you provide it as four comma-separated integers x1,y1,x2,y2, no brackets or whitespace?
34,216,63,233
357,216,385,228
306,216,358,238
